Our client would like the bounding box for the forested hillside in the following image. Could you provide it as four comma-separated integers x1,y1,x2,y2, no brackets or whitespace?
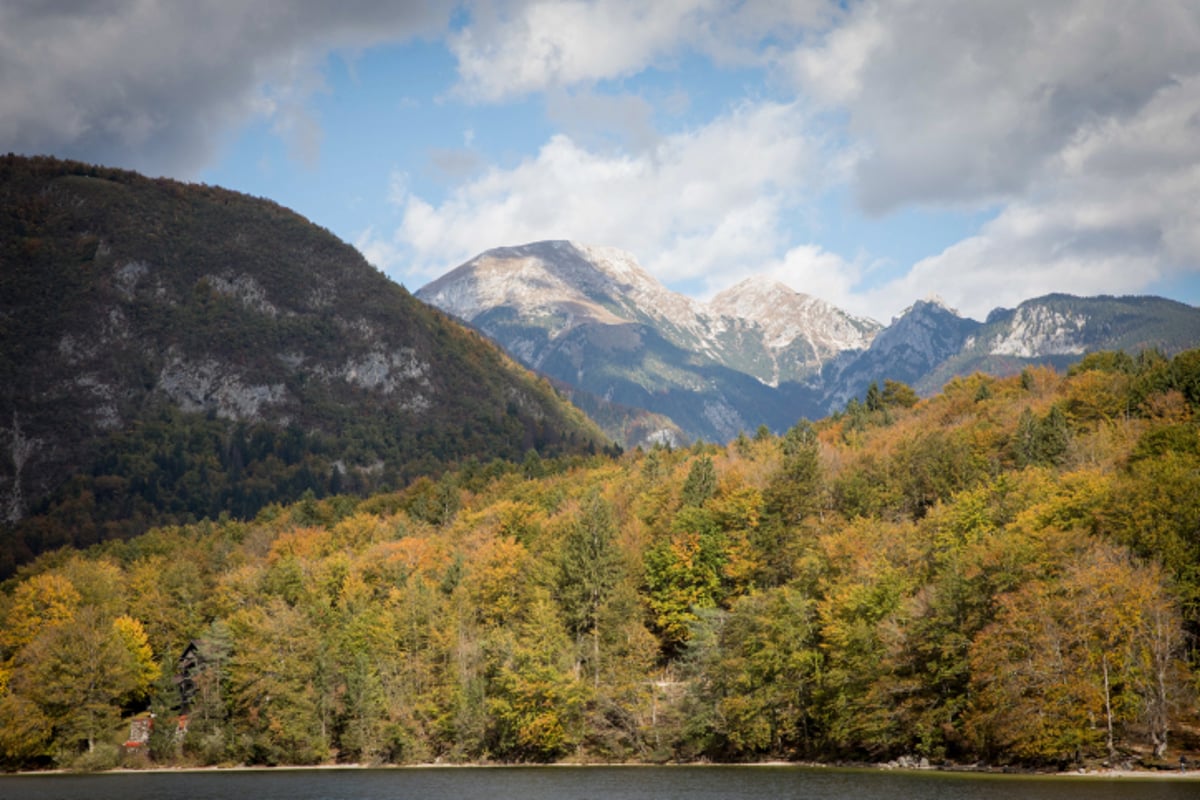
0,156,608,576
2,350,1199,771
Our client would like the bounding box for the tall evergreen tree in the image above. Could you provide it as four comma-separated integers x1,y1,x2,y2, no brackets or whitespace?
558,493,623,686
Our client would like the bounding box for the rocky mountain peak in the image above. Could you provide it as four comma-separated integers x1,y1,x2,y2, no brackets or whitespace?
892,295,957,323
710,279,881,354
418,243,885,380
709,277,804,313
417,241,899,444
873,296,975,358
419,240,706,339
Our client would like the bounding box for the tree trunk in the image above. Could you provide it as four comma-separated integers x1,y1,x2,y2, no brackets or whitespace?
1101,655,1115,761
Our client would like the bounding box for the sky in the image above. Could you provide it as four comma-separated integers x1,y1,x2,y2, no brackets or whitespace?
3,0,1200,324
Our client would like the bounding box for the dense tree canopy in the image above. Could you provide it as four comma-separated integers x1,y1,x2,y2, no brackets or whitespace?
2,351,1200,771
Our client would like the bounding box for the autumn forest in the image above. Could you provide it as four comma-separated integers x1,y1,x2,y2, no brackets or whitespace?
3,350,1200,772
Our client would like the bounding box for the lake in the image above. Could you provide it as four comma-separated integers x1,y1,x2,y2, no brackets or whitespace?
0,765,1194,800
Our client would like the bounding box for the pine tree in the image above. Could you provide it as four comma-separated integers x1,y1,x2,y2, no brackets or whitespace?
558,493,622,686
681,456,717,508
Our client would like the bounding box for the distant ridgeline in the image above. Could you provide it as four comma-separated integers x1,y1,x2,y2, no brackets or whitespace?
417,241,1200,448
2,351,1200,770
0,155,610,576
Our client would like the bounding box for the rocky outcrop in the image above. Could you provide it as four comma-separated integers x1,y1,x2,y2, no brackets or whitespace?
157,353,288,421
989,304,1089,357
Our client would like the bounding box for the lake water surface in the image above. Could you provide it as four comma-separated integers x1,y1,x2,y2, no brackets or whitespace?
0,765,1194,800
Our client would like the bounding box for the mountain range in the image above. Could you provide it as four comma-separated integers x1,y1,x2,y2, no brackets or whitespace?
417,240,1200,446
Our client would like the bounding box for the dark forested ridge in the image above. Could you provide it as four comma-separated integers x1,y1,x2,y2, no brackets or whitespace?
0,155,608,575
3,350,1200,771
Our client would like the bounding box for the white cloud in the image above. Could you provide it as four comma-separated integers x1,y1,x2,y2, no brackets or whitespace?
449,0,706,102
789,5,884,107
771,246,870,317
361,100,831,287
449,0,835,102
875,222,1163,323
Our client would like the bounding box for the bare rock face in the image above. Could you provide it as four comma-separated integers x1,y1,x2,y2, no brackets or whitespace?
157,353,288,421
989,305,1089,357
3,413,39,523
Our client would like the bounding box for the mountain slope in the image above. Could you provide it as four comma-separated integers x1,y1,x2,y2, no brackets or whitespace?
5,349,1200,769
710,278,879,386
819,298,983,411
916,293,1200,394
0,156,606,572
417,241,877,444
419,241,1200,441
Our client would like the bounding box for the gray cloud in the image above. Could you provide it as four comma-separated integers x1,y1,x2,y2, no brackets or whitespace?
864,69,1200,320
0,0,447,176
793,0,1200,214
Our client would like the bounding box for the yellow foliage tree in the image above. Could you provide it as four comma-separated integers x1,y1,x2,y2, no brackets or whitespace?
0,572,81,657
966,540,1184,763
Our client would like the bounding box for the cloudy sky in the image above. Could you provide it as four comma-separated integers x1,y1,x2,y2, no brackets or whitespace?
4,1,1199,322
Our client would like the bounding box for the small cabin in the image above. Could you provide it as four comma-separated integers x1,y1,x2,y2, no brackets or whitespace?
174,640,202,712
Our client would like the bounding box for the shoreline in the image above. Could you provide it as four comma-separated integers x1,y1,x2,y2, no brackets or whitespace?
7,761,1200,780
